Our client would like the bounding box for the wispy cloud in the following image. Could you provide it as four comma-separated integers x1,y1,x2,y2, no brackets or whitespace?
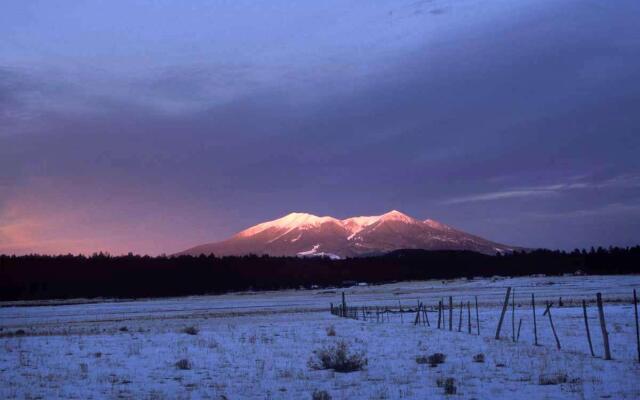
443,174,640,204
526,201,640,220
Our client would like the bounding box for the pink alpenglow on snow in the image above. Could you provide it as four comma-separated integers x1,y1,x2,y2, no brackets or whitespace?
178,210,514,258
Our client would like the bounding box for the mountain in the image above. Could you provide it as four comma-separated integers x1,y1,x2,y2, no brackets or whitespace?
177,210,515,258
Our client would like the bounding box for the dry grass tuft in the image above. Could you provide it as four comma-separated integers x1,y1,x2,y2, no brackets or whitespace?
428,353,446,367
417,352,446,367
175,359,192,370
436,377,457,395
311,389,332,400
182,326,199,335
539,373,568,385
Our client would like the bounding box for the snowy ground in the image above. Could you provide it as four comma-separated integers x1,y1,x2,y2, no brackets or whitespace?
1,275,639,399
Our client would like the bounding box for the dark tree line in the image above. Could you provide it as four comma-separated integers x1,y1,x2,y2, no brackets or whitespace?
1,246,639,301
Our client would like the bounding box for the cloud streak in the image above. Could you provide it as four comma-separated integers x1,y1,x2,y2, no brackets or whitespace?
443,175,640,204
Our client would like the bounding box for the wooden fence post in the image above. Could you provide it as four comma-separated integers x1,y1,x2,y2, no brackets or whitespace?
495,287,511,340
634,289,639,363
582,300,595,357
467,301,471,334
475,296,480,336
596,293,611,360
511,288,516,342
516,318,522,341
423,304,430,327
532,293,538,346
330,303,334,315
341,292,347,318
414,302,422,325
437,301,442,329
449,296,453,331
544,302,561,350
441,300,444,329
399,301,403,324
458,301,463,332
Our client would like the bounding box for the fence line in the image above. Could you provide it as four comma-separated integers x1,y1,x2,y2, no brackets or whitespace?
330,287,640,362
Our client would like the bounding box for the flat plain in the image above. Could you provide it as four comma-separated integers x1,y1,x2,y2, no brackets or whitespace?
1,274,639,399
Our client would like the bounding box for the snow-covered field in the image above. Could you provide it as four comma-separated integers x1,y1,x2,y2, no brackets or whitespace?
1,275,639,399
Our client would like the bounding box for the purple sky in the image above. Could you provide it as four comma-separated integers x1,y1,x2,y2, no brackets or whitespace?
1,0,640,255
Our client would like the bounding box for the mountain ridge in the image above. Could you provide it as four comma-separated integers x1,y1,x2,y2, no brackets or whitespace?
177,210,515,258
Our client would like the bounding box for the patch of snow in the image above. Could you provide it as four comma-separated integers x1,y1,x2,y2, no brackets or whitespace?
343,215,381,230
296,244,341,259
311,252,341,260
297,244,321,256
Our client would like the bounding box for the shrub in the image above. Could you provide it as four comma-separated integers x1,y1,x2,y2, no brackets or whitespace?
119,326,128,332
312,389,332,400
444,378,456,395
437,377,456,395
79,362,89,374
182,326,199,335
175,359,192,370
415,355,429,364
539,373,568,385
309,340,367,373
427,353,446,367
127,342,142,356
326,325,336,337
472,353,485,363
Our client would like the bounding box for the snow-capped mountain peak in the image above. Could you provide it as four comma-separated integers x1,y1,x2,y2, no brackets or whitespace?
179,210,515,257
378,209,417,223
237,212,340,237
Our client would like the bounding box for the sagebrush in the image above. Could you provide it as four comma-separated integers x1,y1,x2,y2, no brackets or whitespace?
312,389,332,400
175,359,192,370
309,340,367,373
